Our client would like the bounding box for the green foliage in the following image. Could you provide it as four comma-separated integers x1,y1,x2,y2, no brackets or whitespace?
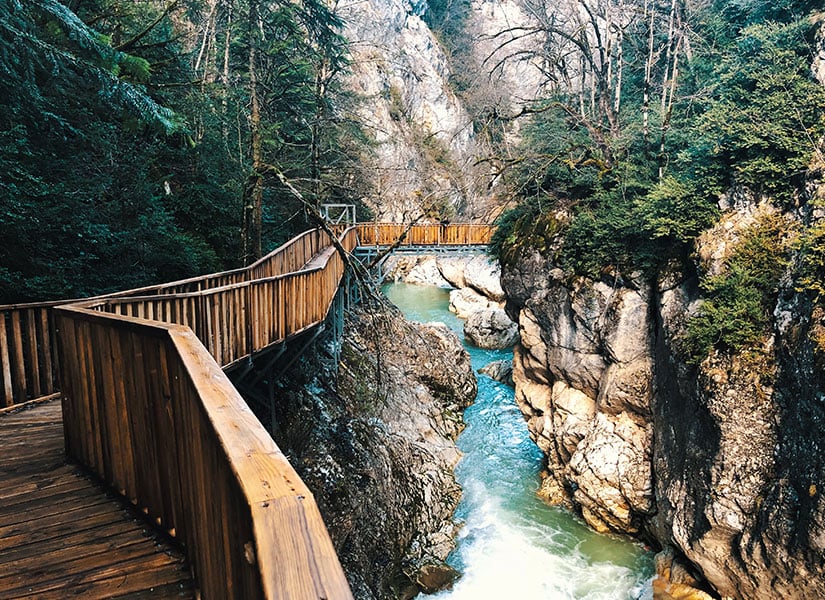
564,204,648,278
422,0,471,48
714,0,821,26
498,2,823,291
684,265,770,358
0,1,204,302
1,0,367,302
640,176,720,244
691,20,825,205
796,201,825,303
684,213,792,360
498,109,719,278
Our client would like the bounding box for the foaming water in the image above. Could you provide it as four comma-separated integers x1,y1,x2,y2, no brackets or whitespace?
383,283,654,600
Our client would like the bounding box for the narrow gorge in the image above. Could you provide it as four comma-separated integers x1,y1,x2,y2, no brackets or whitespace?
5,0,825,598
326,1,825,597
274,0,825,596
500,196,825,599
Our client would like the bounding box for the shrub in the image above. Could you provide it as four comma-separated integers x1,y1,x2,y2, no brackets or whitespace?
684,212,792,360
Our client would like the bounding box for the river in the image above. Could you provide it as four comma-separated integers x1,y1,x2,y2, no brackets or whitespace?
383,282,654,600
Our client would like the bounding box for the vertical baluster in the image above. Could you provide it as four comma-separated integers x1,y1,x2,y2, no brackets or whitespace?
0,314,13,407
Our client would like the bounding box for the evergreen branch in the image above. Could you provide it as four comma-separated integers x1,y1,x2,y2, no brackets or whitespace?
115,0,180,53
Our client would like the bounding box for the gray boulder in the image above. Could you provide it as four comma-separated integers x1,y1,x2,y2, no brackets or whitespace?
463,308,519,349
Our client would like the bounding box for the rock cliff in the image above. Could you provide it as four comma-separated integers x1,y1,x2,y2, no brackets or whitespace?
265,301,477,599
501,196,825,598
337,0,540,220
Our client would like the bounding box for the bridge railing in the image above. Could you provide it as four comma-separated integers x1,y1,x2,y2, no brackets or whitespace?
0,302,61,409
0,227,358,408
79,242,348,370
0,221,484,595
355,222,493,246
54,305,352,599
53,226,358,599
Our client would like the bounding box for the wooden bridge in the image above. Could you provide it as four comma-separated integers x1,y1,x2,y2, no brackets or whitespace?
0,222,493,599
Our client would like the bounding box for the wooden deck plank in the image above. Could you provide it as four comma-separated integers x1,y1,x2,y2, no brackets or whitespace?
0,519,154,565
0,400,194,599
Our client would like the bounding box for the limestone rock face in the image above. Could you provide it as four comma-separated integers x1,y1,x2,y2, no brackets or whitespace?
465,0,543,117
568,411,653,534
464,307,519,349
338,0,477,219
337,0,545,219
502,195,825,598
505,253,656,534
267,304,476,600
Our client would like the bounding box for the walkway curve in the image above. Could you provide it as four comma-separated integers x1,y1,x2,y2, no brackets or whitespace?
0,222,493,599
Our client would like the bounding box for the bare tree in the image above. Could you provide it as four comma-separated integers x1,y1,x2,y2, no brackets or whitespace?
483,0,690,171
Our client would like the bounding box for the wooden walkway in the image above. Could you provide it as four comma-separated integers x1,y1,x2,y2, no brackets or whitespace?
0,222,494,599
0,400,193,598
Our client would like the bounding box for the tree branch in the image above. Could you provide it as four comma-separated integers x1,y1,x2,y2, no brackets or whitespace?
115,0,179,52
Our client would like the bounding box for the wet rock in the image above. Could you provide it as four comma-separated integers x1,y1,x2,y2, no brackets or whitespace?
478,359,513,386
265,302,476,599
413,562,459,594
464,308,518,349
653,548,716,600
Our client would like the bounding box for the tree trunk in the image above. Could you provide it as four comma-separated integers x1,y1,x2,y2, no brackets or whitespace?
242,0,263,264
642,0,654,143
310,59,328,213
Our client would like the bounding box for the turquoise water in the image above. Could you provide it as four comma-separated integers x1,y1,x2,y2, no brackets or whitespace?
383,283,654,600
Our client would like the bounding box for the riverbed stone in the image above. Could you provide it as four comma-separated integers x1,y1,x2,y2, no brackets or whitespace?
464,308,518,349
449,287,499,318
436,255,468,289
405,256,452,287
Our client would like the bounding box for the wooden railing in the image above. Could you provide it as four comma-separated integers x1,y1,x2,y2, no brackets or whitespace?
54,307,350,599
0,299,65,409
0,221,489,598
53,226,358,600
79,235,352,370
0,228,357,408
355,222,493,246
1,224,490,409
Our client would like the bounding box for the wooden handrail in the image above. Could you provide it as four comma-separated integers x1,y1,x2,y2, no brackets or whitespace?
0,221,487,597
355,222,493,247
0,227,359,407
53,226,358,599
54,306,351,599
0,224,487,409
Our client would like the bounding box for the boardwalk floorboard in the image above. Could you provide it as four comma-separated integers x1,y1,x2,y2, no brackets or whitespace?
0,399,194,599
